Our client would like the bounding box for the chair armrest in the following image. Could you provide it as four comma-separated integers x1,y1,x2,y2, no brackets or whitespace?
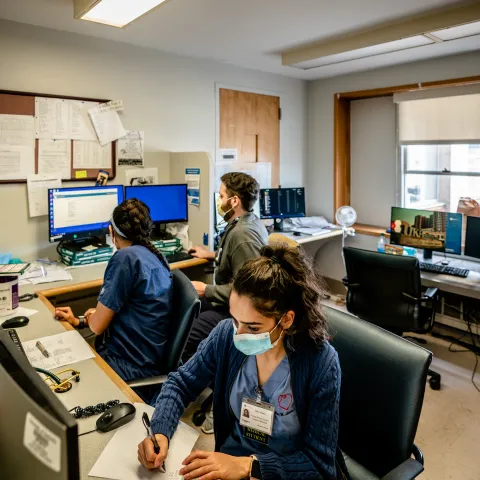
127,375,168,389
380,458,424,480
423,287,438,300
342,276,348,287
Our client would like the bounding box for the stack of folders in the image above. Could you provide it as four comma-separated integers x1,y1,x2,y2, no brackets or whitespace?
59,245,114,267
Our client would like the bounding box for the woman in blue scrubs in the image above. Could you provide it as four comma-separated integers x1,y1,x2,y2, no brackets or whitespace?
138,245,347,479
55,199,173,402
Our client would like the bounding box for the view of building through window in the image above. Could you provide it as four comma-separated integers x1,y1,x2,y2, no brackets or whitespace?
402,144,480,212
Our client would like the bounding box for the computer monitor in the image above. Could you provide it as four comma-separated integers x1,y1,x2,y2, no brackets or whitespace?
390,207,463,260
125,184,188,224
259,188,306,231
48,185,124,243
465,216,480,259
0,329,79,479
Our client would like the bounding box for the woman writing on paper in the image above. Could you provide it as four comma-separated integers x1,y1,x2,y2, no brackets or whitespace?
138,245,345,480
55,199,173,403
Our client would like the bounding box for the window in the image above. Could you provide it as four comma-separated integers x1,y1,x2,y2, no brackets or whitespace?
401,144,480,212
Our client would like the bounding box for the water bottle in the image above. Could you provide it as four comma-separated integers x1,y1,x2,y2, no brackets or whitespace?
377,233,386,253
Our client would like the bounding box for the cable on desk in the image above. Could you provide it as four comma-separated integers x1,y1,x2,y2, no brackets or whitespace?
19,293,37,302
69,400,120,419
79,428,98,437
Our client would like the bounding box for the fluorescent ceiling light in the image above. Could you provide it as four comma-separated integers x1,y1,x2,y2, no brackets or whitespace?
292,36,433,70
430,21,480,41
76,0,167,28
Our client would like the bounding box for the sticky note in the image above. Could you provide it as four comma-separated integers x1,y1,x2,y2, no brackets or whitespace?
75,170,87,179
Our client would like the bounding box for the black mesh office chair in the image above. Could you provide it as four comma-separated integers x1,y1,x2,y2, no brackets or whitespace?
128,269,201,389
327,306,431,480
342,247,441,390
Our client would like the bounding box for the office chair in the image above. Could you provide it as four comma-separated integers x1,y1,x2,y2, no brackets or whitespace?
268,232,300,248
342,247,441,390
127,269,201,389
327,306,431,480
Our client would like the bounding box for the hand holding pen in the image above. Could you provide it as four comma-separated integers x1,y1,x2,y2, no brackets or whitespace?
138,412,169,471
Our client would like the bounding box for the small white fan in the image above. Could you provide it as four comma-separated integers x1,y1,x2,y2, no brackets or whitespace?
335,205,357,250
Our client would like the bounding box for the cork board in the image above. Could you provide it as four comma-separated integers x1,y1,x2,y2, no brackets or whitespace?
0,90,117,183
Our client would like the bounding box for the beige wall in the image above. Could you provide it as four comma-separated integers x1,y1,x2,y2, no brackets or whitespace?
0,19,307,261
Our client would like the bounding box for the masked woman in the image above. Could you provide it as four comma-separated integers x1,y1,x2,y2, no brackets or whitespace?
138,244,344,479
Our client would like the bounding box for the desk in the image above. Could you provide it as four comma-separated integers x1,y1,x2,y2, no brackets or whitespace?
14,257,207,480
419,256,480,301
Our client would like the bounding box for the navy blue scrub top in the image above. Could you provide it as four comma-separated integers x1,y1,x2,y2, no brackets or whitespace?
95,245,173,381
222,354,302,457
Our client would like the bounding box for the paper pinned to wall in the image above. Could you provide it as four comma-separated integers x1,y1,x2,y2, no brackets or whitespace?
35,97,98,141
0,114,35,147
88,101,126,146
38,139,71,180
215,162,271,191
125,167,158,186
73,140,112,169
27,174,62,217
117,131,144,166
185,168,200,206
0,145,35,180
89,402,199,480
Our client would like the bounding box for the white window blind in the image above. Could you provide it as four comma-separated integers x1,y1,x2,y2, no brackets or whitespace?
397,93,480,143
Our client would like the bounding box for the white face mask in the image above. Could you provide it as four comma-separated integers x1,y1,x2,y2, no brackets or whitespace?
216,196,234,218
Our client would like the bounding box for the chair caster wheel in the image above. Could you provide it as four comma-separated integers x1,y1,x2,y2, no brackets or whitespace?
193,410,206,427
429,377,441,390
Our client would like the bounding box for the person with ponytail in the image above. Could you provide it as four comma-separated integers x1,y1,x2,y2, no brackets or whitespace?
138,244,347,480
55,199,173,401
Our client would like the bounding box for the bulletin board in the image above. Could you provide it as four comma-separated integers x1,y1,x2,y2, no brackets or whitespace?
0,89,117,184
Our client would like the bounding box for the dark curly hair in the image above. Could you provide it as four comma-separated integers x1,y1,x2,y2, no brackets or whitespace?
232,244,329,347
221,172,259,212
112,198,170,272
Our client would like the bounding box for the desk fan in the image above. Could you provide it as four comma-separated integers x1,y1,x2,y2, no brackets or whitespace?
335,206,357,250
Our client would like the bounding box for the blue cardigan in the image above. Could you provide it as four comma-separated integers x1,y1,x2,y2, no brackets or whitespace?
151,319,341,479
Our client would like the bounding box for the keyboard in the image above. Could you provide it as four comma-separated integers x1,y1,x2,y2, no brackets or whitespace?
6,328,27,357
419,262,469,278
166,251,194,264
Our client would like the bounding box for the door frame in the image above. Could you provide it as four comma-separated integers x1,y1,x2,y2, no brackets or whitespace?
214,83,283,184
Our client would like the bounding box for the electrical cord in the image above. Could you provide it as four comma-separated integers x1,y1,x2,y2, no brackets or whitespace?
19,293,37,302
78,428,98,437
442,302,479,393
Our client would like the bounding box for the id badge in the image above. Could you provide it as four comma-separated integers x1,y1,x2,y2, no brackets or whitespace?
239,397,275,435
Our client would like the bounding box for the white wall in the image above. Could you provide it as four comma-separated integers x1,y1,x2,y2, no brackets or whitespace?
0,20,307,261
308,50,480,281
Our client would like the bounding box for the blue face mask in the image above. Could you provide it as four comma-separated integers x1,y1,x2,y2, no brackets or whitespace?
233,318,284,356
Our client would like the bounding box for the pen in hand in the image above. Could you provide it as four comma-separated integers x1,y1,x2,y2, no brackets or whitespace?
142,412,166,473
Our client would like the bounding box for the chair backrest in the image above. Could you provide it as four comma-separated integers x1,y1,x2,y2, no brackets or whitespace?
162,269,201,374
268,233,299,248
326,306,431,477
343,246,423,332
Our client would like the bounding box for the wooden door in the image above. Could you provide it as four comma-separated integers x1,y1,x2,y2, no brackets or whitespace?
219,88,280,186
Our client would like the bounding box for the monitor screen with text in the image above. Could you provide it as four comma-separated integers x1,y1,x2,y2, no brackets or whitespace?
259,188,306,220
48,186,124,242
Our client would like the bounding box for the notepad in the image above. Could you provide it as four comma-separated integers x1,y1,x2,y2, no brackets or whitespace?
89,403,200,480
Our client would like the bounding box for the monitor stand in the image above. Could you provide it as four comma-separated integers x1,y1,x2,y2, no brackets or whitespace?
273,218,284,232
152,224,174,241
61,235,108,252
423,249,433,261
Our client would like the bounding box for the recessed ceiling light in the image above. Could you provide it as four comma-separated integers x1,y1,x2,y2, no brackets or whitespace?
74,0,167,28
292,36,433,70
430,20,480,41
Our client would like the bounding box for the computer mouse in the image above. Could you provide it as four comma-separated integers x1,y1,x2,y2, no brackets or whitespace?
96,403,136,432
293,232,302,236
2,316,30,329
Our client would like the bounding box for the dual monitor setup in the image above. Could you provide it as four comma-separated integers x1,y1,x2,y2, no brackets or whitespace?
390,206,480,261
48,184,188,244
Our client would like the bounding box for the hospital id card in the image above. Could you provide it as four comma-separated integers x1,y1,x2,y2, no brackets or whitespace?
240,397,275,435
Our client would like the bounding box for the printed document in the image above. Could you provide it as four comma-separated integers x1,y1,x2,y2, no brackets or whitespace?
88,101,126,146
27,174,62,217
0,114,35,147
38,139,71,179
0,145,35,180
73,140,112,169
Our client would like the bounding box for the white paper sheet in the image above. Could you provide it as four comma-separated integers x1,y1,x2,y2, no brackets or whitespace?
88,102,126,146
89,403,200,480
118,131,144,166
125,168,158,186
35,97,98,141
0,114,35,147
27,174,62,217
0,145,35,180
22,330,95,370
0,307,38,326
37,139,71,179
73,140,112,169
